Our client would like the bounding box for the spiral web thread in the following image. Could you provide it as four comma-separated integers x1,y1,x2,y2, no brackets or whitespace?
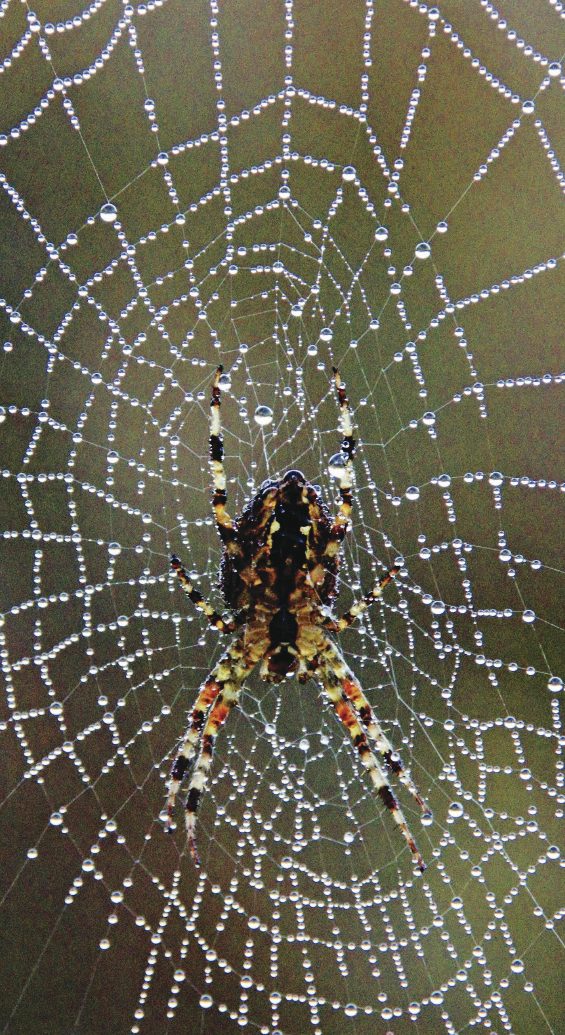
1,1,565,1033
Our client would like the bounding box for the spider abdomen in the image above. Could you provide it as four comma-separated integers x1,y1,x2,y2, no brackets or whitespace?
219,470,339,614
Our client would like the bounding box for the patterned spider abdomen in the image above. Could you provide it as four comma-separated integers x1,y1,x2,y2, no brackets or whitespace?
219,470,339,617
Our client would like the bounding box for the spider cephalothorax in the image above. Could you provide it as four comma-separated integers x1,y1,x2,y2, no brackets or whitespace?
168,366,431,870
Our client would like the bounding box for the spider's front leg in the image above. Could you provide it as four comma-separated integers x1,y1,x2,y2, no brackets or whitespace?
166,634,262,864
322,635,431,820
317,658,427,871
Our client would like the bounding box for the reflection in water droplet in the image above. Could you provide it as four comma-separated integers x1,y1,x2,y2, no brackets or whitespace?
108,542,122,556
328,452,347,478
319,327,333,342
218,373,231,391
510,959,524,974
415,241,431,260
342,165,356,181
405,485,420,500
448,801,464,818
548,676,563,693
199,994,213,1008
422,411,436,426
375,226,389,241
100,203,117,223
522,610,536,623
254,405,273,426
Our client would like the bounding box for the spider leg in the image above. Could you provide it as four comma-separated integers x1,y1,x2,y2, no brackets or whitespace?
321,637,431,819
210,365,237,542
318,660,426,871
329,367,356,537
170,554,238,632
324,566,400,632
167,635,261,864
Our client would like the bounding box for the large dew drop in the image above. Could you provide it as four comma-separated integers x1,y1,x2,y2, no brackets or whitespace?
254,405,273,426
100,203,117,223
327,452,348,479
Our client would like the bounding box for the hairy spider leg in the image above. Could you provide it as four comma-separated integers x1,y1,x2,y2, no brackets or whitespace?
166,673,223,826
170,554,237,632
169,635,264,864
318,660,426,871
331,368,356,536
210,365,236,542
325,566,401,632
321,636,431,819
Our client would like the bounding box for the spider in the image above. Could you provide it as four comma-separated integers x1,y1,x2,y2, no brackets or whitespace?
167,366,430,870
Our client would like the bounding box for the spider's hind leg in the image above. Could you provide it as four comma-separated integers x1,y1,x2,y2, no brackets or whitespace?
318,660,427,871
210,365,236,541
330,368,356,536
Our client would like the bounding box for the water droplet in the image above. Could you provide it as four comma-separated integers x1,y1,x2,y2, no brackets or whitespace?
415,241,431,260
489,471,504,486
547,845,561,859
549,61,562,77
199,994,213,1008
375,226,389,241
307,344,317,356
405,486,420,500
108,542,122,556
328,452,348,478
522,610,536,623
510,959,524,974
431,600,446,615
448,801,464,819
27,847,38,859
342,165,356,181
265,723,276,735
343,831,355,843
99,938,111,950
299,738,309,752
548,676,563,693
430,991,444,1005
291,304,302,317
279,184,291,199
218,373,231,392
319,327,333,342
436,221,448,233
344,1004,358,1017
100,203,117,223
0,406,5,423
50,811,63,826
174,969,186,981
437,474,451,488
422,411,436,426
272,260,284,273
254,405,273,426
451,897,463,910
421,812,433,827
107,451,119,465
522,99,535,114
